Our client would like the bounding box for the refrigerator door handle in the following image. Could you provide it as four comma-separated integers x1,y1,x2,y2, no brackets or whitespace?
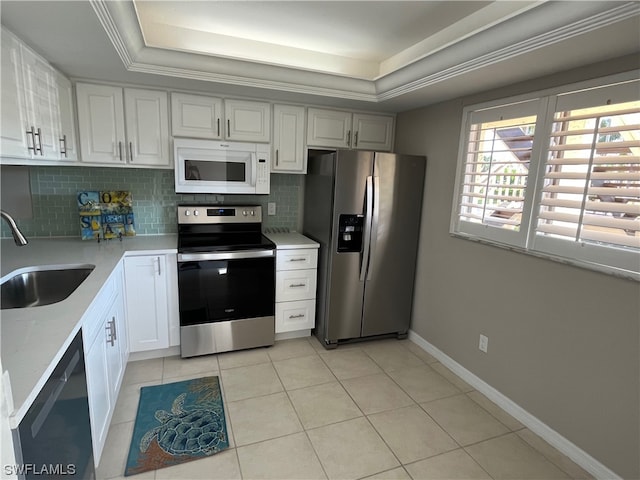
367,176,380,281
360,175,374,281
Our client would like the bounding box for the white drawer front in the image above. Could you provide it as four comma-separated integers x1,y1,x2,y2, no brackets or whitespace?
276,268,317,302
276,299,316,333
276,248,318,271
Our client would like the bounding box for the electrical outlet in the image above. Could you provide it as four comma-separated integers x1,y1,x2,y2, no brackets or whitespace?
479,334,489,353
267,202,276,216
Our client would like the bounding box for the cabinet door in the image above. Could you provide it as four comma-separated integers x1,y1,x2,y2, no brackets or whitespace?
273,104,306,173
124,255,170,352
105,294,125,401
55,71,78,161
276,268,317,302
20,45,60,160
0,29,29,159
171,92,223,139
276,299,315,333
224,99,270,142
124,88,170,167
85,325,112,465
353,113,395,151
76,83,126,164
306,108,352,148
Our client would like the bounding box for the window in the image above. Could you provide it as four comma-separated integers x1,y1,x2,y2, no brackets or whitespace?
452,74,640,279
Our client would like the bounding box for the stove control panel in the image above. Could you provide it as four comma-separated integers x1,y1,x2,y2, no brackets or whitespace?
178,205,262,224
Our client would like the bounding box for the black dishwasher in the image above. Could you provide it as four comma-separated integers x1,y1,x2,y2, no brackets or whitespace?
12,331,95,479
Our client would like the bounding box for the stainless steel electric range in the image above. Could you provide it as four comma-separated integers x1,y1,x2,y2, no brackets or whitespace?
177,205,275,357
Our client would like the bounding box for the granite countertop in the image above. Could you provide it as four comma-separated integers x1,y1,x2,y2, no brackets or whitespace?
265,232,319,249
0,235,177,428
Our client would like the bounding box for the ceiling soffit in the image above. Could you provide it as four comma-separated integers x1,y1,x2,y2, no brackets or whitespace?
91,0,640,104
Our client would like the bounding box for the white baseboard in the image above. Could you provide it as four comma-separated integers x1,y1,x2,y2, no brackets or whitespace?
128,346,180,362
275,330,311,341
408,330,621,480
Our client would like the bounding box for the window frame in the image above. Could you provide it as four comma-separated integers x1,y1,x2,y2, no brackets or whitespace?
450,70,640,281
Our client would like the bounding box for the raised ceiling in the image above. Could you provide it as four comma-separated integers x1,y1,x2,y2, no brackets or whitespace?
1,1,639,112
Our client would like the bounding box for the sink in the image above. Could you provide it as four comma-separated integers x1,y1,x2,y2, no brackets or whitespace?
1,264,95,309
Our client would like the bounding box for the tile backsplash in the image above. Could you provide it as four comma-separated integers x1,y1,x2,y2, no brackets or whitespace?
1,166,303,238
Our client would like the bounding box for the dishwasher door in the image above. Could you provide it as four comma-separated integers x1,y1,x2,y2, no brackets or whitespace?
12,330,95,479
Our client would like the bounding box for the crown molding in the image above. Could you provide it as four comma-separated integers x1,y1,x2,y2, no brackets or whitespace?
90,0,640,104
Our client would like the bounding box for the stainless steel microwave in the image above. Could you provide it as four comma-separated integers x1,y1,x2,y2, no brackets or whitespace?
174,138,270,194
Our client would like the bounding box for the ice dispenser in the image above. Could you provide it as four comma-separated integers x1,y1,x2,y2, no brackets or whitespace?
337,214,364,252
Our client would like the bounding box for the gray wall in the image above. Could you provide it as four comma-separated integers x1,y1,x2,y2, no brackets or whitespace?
395,55,640,479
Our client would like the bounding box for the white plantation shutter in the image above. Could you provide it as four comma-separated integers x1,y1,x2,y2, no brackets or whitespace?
455,99,544,247
452,74,640,279
533,81,640,272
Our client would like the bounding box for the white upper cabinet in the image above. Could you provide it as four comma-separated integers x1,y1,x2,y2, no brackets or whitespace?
306,108,352,149
272,104,306,173
0,27,77,163
352,113,394,151
307,108,395,151
76,83,170,168
171,92,223,139
224,99,271,142
171,93,271,143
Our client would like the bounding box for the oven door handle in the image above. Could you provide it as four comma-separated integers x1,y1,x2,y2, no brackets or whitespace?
178,249,275,262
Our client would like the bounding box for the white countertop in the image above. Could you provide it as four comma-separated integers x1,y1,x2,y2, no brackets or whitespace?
265,232,319,249
1,235,176,427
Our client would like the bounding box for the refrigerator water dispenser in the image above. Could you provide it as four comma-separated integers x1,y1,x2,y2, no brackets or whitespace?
337,214,364,252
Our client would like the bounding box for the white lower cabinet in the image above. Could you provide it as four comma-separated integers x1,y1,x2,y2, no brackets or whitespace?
84,263,128,465
124,253,179,352
275,247,318,333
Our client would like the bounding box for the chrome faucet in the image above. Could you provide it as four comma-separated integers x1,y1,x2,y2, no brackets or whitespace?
1,210,28,246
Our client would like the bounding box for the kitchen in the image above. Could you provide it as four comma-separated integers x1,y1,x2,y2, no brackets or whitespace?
1,2,639,479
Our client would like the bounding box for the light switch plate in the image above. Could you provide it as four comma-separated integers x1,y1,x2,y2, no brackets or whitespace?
268,202,276,215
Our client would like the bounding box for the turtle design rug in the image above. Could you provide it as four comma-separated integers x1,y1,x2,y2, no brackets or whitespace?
125,376,229,476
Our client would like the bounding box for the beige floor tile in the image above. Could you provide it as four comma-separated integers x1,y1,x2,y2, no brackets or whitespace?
387,365,461,403
236,432,326,479
430,362,475,393
111,381,157,425
227,392,302,446
122,358,163,385
516,429,595,479
421,394,509,446
162,354,218,380
220,363,283,402
368,405,458,464
154,448,241,480
466,391,524,432
361,341,425,372
405,449,492,480
319,349,383,380
307,334,330,352
465,433,571,479
341,373,414,414
217,347,271,370
273,354,335,390
288,381,362,429
406,341,439,364
307,417,399,480
268,337,318,361
363,467,412,479
96,421,134,480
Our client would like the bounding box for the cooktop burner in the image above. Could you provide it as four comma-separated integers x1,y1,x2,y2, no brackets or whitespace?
177,205,275,253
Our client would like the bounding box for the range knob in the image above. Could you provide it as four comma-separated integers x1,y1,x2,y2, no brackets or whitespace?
250,210,255,216
242,210,248,216
184,210,190,216
193,210,199,216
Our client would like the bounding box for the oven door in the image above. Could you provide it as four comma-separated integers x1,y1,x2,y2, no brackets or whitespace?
177,249,275,326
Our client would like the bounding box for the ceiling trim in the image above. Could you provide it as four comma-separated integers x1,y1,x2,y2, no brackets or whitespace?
90,0,640,104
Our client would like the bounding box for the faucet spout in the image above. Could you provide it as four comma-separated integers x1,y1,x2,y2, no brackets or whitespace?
1,210,28,246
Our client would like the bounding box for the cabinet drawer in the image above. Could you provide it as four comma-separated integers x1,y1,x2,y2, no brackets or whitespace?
276,299,315,333
276,249,318,271
276,268,317,302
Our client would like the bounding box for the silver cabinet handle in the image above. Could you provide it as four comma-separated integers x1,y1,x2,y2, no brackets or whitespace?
347,130,351,147
217,118,220,137
289,283,306,288
118,141,123,161
354,131,358,147
156,256,162,276
288,314,305,319
276,149,279,166
36,128,43,155
106,318,116,347
59,134,67,157
129,141,134,162
26,127,37,154
227,119,231,138
288,258,306,262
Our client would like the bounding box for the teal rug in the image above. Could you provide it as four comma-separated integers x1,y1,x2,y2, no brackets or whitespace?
125,376,229,476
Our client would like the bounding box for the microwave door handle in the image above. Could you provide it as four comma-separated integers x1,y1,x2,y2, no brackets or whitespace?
251,153,257,186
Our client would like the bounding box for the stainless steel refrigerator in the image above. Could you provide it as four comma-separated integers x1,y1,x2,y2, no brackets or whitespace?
303,150,426,348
